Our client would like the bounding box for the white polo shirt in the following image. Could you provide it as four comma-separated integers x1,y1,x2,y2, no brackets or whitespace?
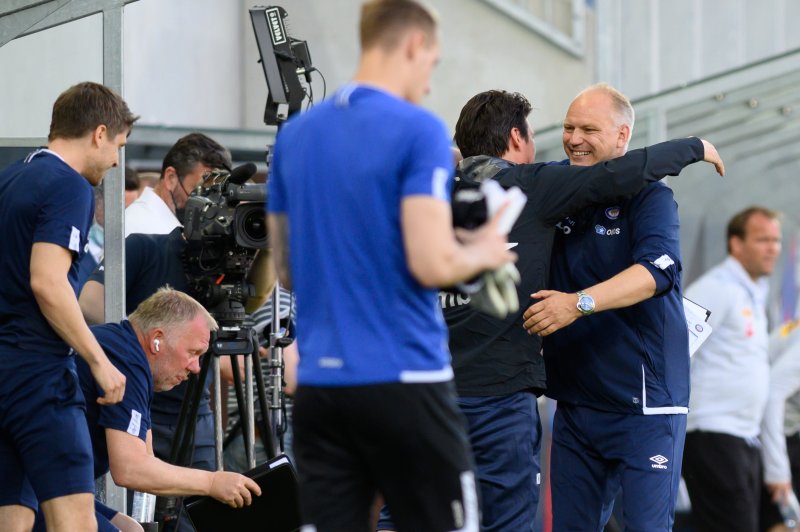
686,256,770,439
762,322,800,483
124,186,180,236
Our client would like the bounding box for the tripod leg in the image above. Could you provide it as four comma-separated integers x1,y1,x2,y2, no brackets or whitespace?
176,352,210,467
213,356,224,471
169,352,210,465
230,355,254,468
244,353,255,469
252,351,276,458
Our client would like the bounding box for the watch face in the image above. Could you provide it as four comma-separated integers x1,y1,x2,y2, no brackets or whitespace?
578,295,595,313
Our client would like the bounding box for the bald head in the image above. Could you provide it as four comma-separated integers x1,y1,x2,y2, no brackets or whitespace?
562,83,634,166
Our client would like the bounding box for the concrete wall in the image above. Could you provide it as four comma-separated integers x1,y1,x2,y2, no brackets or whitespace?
598,0,800,101
4,1,800,138
0,0,593,139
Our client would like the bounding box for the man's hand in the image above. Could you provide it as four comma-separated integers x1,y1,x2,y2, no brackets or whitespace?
767,481,793,505
89,356,126,405
523,290,581,336
700,139,725,176
209,471,262,508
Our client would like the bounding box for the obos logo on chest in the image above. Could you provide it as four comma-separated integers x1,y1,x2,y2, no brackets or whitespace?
595,224,621,236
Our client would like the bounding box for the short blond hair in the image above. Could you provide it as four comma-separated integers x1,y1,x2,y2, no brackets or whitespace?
128,286,217,335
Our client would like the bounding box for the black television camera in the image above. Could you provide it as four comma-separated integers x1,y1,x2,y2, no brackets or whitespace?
182,162,266,325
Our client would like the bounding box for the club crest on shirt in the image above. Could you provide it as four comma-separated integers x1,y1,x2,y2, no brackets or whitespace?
605,206,620,220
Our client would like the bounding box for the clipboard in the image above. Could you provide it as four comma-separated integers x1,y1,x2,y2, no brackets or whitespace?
184,454,301,532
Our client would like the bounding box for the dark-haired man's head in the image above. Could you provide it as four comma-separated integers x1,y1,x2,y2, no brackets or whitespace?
158,133,232,218
454,90,535,164
49,81,138,142
48,82,139,186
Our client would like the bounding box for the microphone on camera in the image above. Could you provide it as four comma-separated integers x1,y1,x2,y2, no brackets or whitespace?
229,162,258,185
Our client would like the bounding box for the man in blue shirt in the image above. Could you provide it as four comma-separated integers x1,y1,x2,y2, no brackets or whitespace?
523,83,724,530
267,1,515,530
34,287,261,532
0,82,136,532
79,223,272,531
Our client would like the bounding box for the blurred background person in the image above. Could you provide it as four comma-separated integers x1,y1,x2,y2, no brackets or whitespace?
683,206,782,532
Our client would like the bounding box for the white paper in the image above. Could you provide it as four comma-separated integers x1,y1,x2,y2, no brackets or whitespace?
683,297,712,356
480,180,527,236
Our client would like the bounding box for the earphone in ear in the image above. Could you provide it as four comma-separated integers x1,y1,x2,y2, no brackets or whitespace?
154,339,161,352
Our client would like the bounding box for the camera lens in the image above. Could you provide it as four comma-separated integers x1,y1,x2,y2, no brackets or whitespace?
234,203,268,249
243,209,266,240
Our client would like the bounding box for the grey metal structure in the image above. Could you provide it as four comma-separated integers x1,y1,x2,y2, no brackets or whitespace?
0,0,139,515
480,0,586,57
594,0,800,102
533,48,800,290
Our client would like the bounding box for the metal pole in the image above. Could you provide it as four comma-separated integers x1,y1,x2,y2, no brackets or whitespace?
213,356,224,470
100,1,127,514
269,282,284,455
245,351,256,469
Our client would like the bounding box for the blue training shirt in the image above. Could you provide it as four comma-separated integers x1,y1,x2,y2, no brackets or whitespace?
268,84,454,386
0,150,93,355
544,182,690,415
78,320,152,479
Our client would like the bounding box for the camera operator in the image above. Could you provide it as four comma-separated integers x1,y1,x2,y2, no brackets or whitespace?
35,288,261,532
0,82,134,532
79,133,273,532
124,133,231,237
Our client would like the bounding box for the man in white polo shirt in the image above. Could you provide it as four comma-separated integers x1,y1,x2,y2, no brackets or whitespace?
125,133,231,236
683,206,782,532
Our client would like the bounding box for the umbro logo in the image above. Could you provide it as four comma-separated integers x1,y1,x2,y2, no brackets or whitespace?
650,455,669,470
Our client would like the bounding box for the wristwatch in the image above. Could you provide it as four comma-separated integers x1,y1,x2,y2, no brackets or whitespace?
576,290,595,316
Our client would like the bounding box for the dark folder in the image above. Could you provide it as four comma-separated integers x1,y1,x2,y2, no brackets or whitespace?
185,454,301,532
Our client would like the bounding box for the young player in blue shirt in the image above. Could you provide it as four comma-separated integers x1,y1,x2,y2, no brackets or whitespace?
267,1,515,530
0,82,136,532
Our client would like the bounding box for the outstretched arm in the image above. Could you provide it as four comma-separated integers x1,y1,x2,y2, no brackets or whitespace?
520,137,723,225
107,429,261,508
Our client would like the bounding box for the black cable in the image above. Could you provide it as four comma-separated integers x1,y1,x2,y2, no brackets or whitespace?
315,68,327,100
